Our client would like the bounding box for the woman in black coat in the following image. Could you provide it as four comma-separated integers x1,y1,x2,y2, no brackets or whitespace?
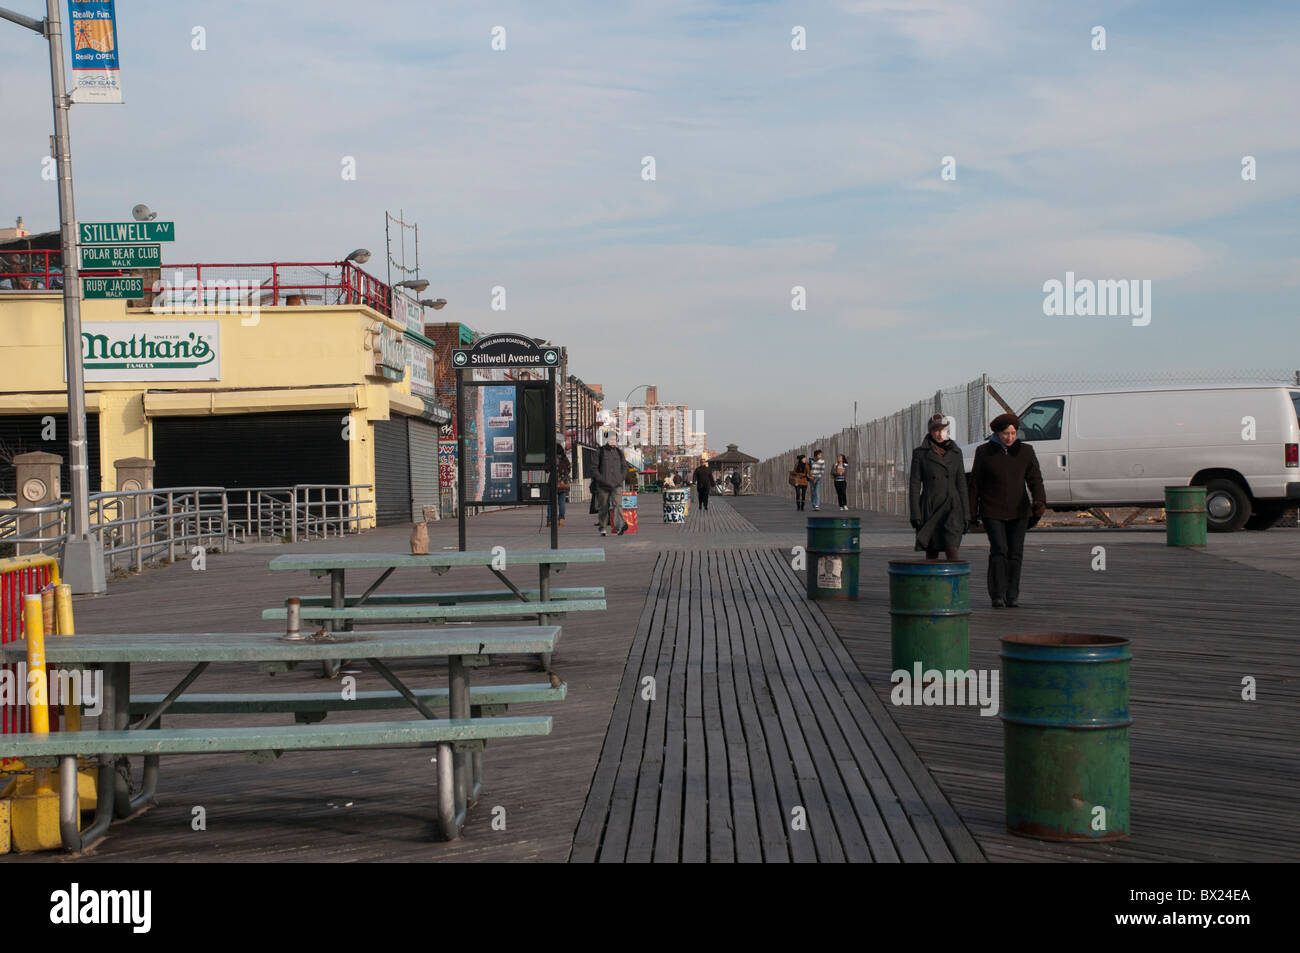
908,414,968,560
968,412,1047,608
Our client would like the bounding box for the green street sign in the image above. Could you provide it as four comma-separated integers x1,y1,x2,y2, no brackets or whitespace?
80,244,162,269
82,276,145,299
79,221,176,244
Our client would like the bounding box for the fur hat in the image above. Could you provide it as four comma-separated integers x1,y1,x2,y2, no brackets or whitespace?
990,413,1020,433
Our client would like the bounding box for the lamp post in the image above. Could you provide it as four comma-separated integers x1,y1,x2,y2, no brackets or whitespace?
621,383,653,449
1,1,103,592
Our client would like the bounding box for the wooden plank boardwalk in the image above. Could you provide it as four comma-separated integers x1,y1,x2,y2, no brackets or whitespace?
680,497,758,535
3,513,660,863
814,539,1300,862
570,546,984,862
5,492,1297,863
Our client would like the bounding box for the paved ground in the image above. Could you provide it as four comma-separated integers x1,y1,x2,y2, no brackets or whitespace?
3,492,1297,862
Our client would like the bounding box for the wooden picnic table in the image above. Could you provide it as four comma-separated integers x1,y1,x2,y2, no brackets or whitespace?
0,626,559,849
267,548,606,669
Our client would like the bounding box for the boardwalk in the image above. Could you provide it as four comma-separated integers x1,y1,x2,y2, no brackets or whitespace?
570,547,981,862
3,493,1297,862
820,540,1300,862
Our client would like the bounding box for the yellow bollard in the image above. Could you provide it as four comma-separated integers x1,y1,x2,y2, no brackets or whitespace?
55,584,74,636
23,595,49,747
54,585,80,732
11,594,61,851
53,584,94,811
40,588,58,731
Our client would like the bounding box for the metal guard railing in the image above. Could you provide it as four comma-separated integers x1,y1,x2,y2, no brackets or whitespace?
0,484,373,571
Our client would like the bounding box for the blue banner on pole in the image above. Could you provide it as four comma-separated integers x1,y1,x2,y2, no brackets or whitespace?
67,0,122,103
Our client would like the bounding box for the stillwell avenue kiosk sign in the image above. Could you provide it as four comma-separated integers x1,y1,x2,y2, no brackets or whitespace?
453,333,562,551
452,334,559,370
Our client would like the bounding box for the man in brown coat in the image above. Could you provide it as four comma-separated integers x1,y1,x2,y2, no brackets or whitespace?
968,413,1047,608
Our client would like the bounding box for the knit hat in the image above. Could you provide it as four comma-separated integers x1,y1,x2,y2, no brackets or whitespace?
990,413,1020,433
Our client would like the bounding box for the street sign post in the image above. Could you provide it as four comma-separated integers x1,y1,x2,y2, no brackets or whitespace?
78,221,175,244
79,244,161,269
81,275,144,298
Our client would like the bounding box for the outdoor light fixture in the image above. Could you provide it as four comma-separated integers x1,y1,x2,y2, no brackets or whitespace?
131,204,158,221
345,249,372,264
395,278,430,293
420,298,448,310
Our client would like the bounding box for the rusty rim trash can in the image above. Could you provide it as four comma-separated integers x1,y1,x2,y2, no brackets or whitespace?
888,560,969,671
1165,486,1207,547
1000,633,1131,841
806,517,859,600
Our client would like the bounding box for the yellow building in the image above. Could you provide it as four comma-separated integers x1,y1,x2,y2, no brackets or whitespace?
0,291,448,528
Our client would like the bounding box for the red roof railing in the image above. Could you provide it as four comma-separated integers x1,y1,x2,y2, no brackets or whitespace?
1,254,392,315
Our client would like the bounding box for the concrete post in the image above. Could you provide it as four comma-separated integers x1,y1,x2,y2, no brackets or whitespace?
13,451,62,557
114,457,154,570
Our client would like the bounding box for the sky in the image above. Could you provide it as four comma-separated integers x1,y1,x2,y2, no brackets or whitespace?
2,1,1298,457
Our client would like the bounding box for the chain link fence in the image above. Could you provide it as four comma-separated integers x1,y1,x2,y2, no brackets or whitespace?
754,369,1300,515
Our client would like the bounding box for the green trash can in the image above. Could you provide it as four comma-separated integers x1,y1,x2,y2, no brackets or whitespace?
1165,486,1207,547
888,560,970,671
1001,633,1131,842
806,517,859,600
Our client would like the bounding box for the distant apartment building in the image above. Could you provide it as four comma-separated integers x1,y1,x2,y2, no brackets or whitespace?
617,386,705,472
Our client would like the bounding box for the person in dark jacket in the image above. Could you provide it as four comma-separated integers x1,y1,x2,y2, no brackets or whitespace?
730,469,743,497
791,455,810,510
969,412,1047,608
693,462,717,510
548,443,571,527
909,414,968,561
592,434,628,537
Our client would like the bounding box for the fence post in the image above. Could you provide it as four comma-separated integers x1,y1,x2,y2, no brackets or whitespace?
166,492,175,562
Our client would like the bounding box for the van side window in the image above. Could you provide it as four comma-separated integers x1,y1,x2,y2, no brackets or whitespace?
1291,392,1300,427
1018,399,1064,441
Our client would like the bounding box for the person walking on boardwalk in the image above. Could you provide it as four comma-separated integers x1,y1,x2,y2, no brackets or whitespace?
968,412,1047,608
808,449,827,511
548,442,570,527
832,454,849,510
693,461,717,510
592,433,629,537
730,468,742,498
790,454,810,510
909,414,968,562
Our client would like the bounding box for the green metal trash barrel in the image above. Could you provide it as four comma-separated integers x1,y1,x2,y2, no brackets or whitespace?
806,517,859,600
888,560,970,671
1165,485,1207,547
1000,633,1131,842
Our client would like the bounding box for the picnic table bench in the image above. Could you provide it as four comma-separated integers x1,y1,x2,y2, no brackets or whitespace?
0,625,560,850
267,548,606,669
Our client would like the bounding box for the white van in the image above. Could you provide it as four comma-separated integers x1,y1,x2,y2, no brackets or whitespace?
962,385,1300,531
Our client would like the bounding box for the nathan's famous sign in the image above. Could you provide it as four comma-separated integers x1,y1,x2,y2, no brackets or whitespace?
76,321,221,382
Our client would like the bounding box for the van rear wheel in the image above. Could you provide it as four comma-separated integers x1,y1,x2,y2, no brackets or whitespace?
1244,503,1286,531
1203,479,1251,532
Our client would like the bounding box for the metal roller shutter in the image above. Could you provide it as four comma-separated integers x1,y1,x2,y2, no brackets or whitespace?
0,413,101,495
152,412,347,489
373,418,411,526
407,418,439,521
